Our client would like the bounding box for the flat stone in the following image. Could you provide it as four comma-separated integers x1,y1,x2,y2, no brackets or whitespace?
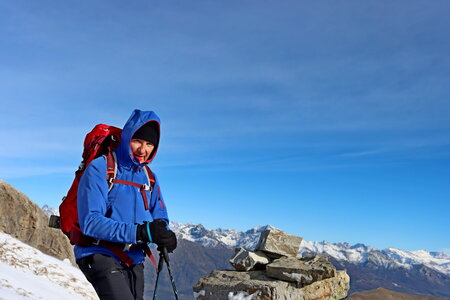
254,228,302,258
192,269,350,300
266,254,336,286
229,248,271,271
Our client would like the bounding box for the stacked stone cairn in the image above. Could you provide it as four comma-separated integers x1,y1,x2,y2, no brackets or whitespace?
193,228,350,300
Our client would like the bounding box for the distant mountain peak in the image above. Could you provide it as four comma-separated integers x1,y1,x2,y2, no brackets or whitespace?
41,204,59,216
170,222,279,249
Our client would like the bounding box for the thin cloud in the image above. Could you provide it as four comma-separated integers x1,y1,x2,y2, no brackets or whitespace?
0,166,73,179
339,149,387,158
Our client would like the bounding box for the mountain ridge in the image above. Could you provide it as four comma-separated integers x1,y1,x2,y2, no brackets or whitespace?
169,221,450,277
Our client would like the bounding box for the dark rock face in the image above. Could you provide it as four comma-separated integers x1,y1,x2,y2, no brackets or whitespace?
0,181,74,263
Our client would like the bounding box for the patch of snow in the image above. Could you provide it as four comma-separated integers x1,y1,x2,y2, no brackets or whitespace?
228,291,258,300
193,290,205,299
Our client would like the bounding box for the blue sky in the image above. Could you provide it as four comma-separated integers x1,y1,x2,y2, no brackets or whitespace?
1,1,449,253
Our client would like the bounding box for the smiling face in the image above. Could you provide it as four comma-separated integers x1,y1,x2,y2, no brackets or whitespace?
130,138,155,162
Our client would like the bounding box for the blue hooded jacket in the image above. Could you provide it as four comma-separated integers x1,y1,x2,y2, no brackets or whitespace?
74,110,169,264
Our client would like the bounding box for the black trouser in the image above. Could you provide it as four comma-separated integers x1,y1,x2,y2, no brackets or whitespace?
77,254,144,300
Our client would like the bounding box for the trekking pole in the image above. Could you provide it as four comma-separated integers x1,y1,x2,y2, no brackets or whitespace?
162,247,179,300
152,251,165,300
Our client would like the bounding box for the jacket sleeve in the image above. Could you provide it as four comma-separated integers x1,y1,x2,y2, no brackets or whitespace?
149,173,169,225
77,157,137,244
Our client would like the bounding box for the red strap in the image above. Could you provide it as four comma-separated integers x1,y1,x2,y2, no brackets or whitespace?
112,178,142,188
99,241,135,267
112,179,150,210
71,226,157,269
141,189,149,210
143,245,157,270
145,165,156,184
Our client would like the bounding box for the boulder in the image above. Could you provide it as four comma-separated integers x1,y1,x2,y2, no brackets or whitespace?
192,269,350,300
0,180,75,264
266,254,335,286
255,228,302,258
229,248,271,271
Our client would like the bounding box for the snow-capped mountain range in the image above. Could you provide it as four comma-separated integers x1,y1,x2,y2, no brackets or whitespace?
170,222,450,277
170,222,274,249
40,206,450,279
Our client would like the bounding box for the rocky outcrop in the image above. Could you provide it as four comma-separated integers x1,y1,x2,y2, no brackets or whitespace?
193,228,350,299
0,180,75,264
193,269,350,300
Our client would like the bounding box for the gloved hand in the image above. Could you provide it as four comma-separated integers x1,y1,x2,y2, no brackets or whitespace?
136,219,177,252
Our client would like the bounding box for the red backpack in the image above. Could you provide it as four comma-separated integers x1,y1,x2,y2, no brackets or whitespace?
49,124,156,267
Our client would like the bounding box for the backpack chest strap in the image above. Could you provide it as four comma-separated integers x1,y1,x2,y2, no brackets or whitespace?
110,178,152,210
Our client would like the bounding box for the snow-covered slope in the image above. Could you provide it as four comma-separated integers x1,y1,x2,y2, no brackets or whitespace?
170,222,450,277
0,232,98,300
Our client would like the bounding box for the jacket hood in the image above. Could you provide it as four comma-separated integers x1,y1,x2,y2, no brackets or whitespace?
116,109,161,168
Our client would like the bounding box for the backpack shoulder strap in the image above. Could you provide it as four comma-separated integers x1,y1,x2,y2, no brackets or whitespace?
143,165,156,189
105,152,118,191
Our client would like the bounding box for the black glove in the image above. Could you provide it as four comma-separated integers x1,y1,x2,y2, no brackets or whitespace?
136,219,177,252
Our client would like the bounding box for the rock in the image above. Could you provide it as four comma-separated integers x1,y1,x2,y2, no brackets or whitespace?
266,254,335,286
192,269,350,300
255,228,302,258
229,248,271,271
0,181,75,264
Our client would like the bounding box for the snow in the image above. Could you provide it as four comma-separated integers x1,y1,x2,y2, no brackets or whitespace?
170,222,270,249
193,290,206,299
299,240,450,275
0,232,98,300
228,291,259,300
41,204,59,217
383,247,450,275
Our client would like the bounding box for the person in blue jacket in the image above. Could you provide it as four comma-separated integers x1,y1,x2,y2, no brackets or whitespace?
75,109,177,300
